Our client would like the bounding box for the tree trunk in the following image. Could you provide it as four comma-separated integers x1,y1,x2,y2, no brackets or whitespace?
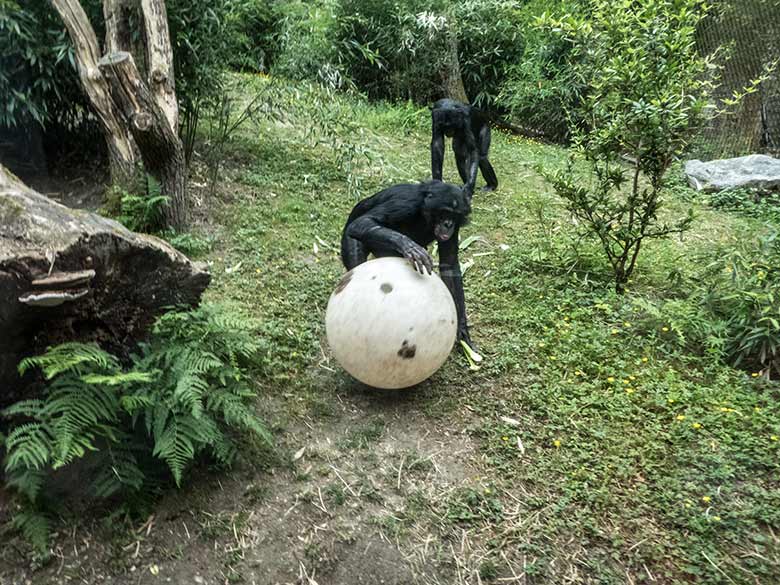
0,164,209,405
140,0,179,132
443,28,469,103
49,0,139,189
99,51,188,229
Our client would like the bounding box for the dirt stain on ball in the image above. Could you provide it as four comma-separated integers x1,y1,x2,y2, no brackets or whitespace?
397,339,416,359
380,282,393,293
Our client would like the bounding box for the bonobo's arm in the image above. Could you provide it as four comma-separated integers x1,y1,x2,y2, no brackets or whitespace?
431,114,445,182
347,216,433,274
438,232,474,350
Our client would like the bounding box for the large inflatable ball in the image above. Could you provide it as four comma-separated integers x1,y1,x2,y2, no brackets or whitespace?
326,257,457,389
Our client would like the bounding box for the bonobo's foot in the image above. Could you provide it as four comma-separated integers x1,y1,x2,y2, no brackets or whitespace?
481,185,497,192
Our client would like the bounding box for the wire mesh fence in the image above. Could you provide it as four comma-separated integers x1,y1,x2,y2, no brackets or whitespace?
693,0,780,159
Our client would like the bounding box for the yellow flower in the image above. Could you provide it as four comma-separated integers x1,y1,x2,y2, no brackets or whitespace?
771,435,779,441
751,372,760,378
641,357,649,363
501,436,509,441
712,516,721,522
575,370,583,376
685,502,692,508
668,398,676,404
662,326,669,332
549,355,557,361
607,377,615,383
623,379,630,385
626,388,635,394
484,488,492,494
755,407,762,412
611,329,619,335
676,415,686,421
553,439,561,448
702,495,711,503
692,423,702,429
629,375,636,380
563,316,569,321
623,321,632,327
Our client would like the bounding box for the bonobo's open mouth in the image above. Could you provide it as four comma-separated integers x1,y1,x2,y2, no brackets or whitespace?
435,225,453,241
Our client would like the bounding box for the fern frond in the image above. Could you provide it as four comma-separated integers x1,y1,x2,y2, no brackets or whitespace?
2,399,45,417
91,447,145,497
153,417,196,485
6,468,46,501
10,507,50,556
18,342,116,379
4,423,52,471
81,371,155,386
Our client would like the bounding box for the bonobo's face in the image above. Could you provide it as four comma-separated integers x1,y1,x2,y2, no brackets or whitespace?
433,212,457,242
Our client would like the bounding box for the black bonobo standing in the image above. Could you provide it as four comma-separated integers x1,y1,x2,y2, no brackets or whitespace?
431,98,498,197
340,180,476,352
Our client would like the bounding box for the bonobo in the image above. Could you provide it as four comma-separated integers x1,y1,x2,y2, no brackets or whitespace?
431,98,498,197
340,180,476,352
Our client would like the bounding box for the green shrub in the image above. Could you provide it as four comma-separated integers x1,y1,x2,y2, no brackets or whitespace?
1,303,271,553
224,0,282,72
498,0,583,141
539,0,733,293
635,232,780,378
0,0,94,130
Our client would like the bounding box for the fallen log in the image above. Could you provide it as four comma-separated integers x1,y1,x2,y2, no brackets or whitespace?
0,165,210,404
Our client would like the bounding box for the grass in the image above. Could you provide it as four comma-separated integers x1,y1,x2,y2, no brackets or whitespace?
203,75,780,583
4,73,779,583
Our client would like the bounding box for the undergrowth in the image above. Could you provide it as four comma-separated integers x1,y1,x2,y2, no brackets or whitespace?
1,303,271,555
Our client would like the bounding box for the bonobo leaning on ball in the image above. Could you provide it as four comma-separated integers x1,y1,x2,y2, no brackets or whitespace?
340,180,476,353
431,98,498,198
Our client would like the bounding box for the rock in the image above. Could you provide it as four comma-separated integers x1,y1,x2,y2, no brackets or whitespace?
685,154,780,192
0,165,210,402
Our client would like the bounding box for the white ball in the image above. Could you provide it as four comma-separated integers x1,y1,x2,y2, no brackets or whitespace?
326,257,457,389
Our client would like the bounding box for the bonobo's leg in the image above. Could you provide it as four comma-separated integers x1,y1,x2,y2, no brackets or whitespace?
431,125,445,182
478,125,498,191
340,234,369,270
438,233,476,351
452,137,471,185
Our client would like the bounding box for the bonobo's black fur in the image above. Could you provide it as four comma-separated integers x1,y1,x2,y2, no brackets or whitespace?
340,180,475,350
431,98,498,197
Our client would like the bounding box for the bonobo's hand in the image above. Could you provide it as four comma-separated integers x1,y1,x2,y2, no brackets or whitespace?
402,243,433,275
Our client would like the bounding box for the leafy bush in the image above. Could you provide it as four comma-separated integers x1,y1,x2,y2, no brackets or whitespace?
1,304,271,553
539,0,733,293
498,0,583,140
224,0,282,73
452,0,525,108
636,232,780,378
705,233,780,377
274,0,341,84
331,0,525,105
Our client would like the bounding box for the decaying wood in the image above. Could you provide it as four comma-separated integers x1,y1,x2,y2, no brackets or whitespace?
103,0,134,55
99,51,188,229
443,28,469,104
140,0,179,131
50,0,139,187
0,165,209,404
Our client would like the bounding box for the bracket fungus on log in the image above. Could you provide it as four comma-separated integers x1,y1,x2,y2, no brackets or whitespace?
0,165,210,403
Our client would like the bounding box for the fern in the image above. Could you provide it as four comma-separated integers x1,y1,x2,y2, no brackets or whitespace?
2,303,273,553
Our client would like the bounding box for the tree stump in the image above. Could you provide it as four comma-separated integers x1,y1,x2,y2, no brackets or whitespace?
0,165,210,405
